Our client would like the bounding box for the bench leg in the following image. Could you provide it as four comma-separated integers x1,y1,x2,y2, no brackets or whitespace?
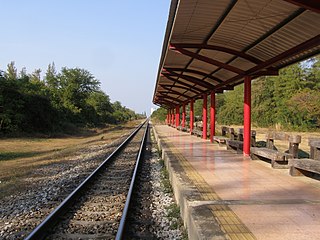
236,146,242,154
271,160,289,169
250,154,259,160
290,166,304,176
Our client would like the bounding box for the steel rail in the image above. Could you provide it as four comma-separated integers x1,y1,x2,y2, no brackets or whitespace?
115,121,149,240
25,119,148,240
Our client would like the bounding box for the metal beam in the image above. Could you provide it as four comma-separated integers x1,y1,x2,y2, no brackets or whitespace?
284,0,320,13
159,86,191,99
156,101,175,108
169,46,246,75
206,9,305,79
215,34,320,90
165,67,223,83
180,0,238,73
163,69,215,90
157,93,185,104
246,34,320,76
171,43,263,64
161,73,204,92
159,84,200,95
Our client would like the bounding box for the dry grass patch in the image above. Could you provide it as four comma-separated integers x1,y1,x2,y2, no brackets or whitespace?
0,120,142,196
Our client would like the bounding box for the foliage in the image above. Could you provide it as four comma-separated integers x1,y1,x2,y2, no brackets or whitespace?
0,62,142,135
151,107,167,123
216,57,320,130
217,85,244,125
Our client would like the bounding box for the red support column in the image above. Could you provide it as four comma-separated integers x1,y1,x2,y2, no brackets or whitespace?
171,109,174,126
182,104,186,128
176,106,180,128
210,91,215,143
190,99,194,134
202,94,207,139
244,76,252,156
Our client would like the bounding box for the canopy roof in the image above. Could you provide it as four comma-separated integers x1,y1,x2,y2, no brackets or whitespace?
153,0,320,108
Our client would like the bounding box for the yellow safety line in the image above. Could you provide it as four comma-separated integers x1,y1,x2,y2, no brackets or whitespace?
163,136,256,240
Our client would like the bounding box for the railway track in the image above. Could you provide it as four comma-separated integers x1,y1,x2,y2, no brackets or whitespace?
25,120,149,240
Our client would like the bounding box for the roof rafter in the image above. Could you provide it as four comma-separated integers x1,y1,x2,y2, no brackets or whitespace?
165,67,223,83
161,73,204,92
155,99,176,108
156,94,183,104
169,46,245,75
215,34,320,90
163,69,215,89
170,43,263,64
159,86,192,99
206,8,305,79
159,84,201,94
284,0,320,13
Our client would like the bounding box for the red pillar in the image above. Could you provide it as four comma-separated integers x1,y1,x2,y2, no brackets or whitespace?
210,91,215,143
202,94,207,139
244,76,252,156
182,104,186,128
190,99,194,134
176,106,180,127
171,109,174,126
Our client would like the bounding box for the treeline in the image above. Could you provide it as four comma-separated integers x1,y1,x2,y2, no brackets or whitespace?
152,56,320,131
0,62,144,135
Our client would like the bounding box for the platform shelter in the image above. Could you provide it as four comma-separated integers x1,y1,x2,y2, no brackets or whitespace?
153,0,320,156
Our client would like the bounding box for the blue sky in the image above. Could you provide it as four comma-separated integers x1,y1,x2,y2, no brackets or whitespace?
0,0,170,114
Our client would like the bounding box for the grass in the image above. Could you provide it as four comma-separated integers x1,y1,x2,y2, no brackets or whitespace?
0,151,45,161
0,120,142,198
159,158,173,194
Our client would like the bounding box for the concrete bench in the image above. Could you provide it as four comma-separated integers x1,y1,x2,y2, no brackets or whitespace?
192,128,202,137
226,139,243,153
289,139,320,176
213,126,234,146
226,129,256,153
309,138,320,160
177,126,187,132
237,128,256,147
251,132,301,169
289,159,320,176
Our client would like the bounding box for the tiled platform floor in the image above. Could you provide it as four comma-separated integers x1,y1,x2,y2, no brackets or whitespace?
155,125,320,240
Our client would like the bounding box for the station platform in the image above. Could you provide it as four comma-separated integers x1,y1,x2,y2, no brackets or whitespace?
152,125,320,240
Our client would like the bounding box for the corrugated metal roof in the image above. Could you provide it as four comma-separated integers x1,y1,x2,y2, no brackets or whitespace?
153,0,320,108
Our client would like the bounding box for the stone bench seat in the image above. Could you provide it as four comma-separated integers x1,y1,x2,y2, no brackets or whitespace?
289,158,320,176
213,136,229,146
250,132,301,169
226,140,243,154
251,147,293,169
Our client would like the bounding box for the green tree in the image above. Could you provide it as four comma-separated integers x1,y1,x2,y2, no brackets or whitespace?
86,91,114,123
151,107,167,123
6,61,17,81
252,76,276,127
58,67,100,122
217,85,244,125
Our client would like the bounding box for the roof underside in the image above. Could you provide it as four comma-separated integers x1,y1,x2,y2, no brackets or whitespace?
153,0,320,108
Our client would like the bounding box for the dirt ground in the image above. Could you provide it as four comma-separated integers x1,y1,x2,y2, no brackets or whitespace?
0,120,142,196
